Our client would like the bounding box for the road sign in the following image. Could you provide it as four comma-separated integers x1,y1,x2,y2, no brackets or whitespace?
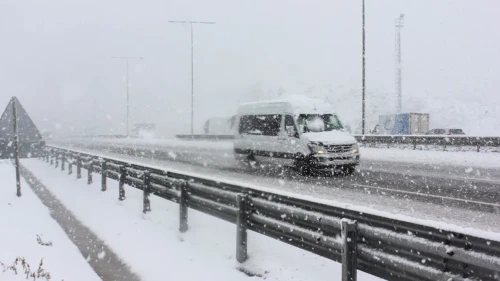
1,97,45,197
0,97,45,159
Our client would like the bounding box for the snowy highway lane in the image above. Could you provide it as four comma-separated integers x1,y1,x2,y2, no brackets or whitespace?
50,138,500,234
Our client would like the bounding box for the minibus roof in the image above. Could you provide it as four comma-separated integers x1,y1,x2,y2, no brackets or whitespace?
238,95,336,115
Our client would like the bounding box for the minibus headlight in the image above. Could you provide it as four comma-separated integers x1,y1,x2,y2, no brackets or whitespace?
308,143,325,154
352,144,359,153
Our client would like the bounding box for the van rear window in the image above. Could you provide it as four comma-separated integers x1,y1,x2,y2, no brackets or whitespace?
239,115,282,136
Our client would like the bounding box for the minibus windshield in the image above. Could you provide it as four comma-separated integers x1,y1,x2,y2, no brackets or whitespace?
296,114,343,133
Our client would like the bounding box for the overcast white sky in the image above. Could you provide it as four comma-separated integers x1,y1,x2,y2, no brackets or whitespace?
1,0,499,136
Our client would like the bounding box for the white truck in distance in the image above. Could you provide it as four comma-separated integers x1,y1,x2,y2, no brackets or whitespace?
233,95,360,175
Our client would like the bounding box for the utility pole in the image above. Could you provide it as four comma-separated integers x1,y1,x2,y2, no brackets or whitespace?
395,14,404,113
361,0,366,134
169,20,215,134
112,56,144,136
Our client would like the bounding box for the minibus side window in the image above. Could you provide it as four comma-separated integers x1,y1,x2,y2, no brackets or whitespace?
239,115,282,136
285,115,299,138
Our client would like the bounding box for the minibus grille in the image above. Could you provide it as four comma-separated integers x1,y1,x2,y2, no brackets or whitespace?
324,145,352,153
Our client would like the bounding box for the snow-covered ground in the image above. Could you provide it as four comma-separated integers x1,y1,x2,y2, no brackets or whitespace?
22,159,382,281
0,161,101,281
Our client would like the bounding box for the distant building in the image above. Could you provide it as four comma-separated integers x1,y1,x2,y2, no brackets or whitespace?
203,116,235,135
130,123,156,138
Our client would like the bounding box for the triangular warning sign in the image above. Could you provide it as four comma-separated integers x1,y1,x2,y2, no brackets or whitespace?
0,97,45,159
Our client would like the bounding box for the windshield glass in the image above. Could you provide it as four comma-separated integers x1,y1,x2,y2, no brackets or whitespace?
296,114,343,133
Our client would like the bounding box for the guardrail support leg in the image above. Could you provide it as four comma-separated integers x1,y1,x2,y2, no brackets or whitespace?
87,160,93,185
341,219,358,281
50,154,54,165
76,156,82,179
61,154,65,171
68,159,73,175
143,171,151,213
119,166,126,201
236,194,249,263
76,155,82,179
179,182,189,232
55,154,59,168
101,161,107,191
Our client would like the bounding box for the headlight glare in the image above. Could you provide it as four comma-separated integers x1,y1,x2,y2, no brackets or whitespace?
352,143,359,153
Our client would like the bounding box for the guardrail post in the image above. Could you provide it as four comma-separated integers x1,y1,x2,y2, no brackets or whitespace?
76,155,82,179
143,171,151,213
179,181,189,232
101,161,107,191
54,154,59,168
61,154,65,171
413,139,417,150
236,194,249,263
68,157,73,175
87,159,93,185
341,219,358,281
119,166,126,201
50,153,54,165
45,152,49,163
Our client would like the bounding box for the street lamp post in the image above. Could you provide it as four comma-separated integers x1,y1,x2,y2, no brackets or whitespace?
112,56,143,136
395,14,405,113
169,20,215,135
361,0,366,135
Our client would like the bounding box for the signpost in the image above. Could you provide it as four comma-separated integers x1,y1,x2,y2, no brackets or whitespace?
1,97,45,197
11,98,21,197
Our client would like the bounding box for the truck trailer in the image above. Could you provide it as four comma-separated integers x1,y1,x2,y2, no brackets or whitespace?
374,113,429,135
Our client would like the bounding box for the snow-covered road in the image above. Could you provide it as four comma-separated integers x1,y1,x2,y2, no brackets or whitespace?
54,137,500,168
49,140,500,237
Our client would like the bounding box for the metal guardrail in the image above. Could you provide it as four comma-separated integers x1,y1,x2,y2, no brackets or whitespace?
176,134,236,141
63,135,128,139
43,146,500,281
176,134,500,152
354,135,500,152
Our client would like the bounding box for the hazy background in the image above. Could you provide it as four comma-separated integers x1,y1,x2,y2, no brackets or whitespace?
1,0,499,136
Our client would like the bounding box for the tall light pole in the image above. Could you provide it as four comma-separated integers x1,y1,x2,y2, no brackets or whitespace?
169,20,215,134
361,0,366,134
395,14,404,113
112,56,143,136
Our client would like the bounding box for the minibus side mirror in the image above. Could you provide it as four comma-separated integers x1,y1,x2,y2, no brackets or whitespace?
286,126,298,138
